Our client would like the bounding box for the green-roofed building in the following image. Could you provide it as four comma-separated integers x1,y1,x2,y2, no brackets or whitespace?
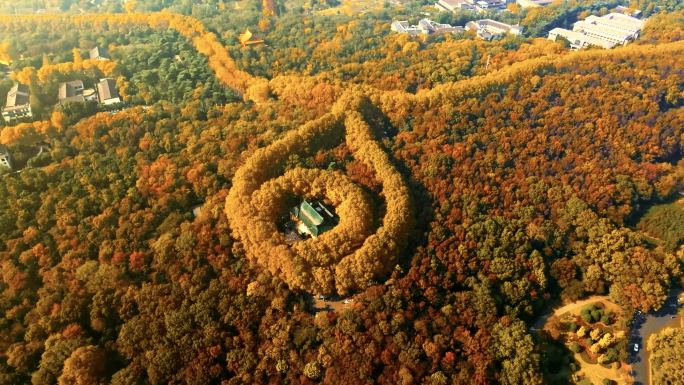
290,200,337,238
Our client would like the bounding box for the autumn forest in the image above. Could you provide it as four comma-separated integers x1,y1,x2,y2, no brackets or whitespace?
0,1,682,385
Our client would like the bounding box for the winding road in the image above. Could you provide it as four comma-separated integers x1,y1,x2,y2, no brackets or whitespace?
628,287,683,385
531,290,683,385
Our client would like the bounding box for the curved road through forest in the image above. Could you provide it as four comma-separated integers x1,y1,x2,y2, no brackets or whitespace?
628,287,683,385
531,290,683,385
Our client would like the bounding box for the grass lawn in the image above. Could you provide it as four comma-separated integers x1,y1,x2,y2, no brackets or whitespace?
635,198,684,251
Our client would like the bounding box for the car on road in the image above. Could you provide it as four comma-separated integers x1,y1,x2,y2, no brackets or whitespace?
633,343,639,352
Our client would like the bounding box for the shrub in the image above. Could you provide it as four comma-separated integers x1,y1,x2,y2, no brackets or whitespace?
603,348,618,364
580,309,593,323
568,342,582,353
303,361,321,380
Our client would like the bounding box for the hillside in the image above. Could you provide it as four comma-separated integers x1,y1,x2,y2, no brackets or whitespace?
0,3,681,385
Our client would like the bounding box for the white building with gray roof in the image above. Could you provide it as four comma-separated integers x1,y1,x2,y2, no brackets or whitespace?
2,83,32,122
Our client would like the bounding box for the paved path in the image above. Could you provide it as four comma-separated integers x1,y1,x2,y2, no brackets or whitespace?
531,290,683,385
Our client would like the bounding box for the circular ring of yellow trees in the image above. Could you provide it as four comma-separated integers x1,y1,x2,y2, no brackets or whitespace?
226,94,414,295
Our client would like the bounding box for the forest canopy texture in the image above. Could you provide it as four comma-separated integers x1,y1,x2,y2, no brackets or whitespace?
0,3,682,385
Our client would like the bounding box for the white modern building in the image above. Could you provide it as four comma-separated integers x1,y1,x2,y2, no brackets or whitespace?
516,0,555,8
418,19,464,35
548,13,644,49
391,20,421,35
548,28,616,49
2,83,32,123
391,19,464,36
435,0,506,13
466,19,523,40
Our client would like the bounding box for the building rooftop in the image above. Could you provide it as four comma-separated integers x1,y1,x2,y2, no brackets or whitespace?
418,18,464,34
549,27,616,49
58,80,84,100
97,78,120,103
436,0,462,8
516,0,554,8
436,0,505,12
583,13,644,33
6,83,29,107
290,200,336,238
466,19,523,36
391,20,422,35
614,5,641,17
89,46,107,60
393,19,462,35
550,12,644,50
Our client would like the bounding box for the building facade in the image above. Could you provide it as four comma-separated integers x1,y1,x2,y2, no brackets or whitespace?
418,19,464,35
392,19,463,36
548,28,615,49
435,0,506,13
548,13,644,49
466,19,523,40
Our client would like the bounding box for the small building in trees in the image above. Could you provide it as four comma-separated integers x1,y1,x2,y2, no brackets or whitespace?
97,78,121,105
2,83,32,122
239,29,264,47
466,19,523,40
191,204,203,218
435,0,506,13
516,0,554,8
58,80,86,105
290,200,337,239
392,19,464,36
418,19,464,35
391,21,421,35
89,46,108,61
0,144,11,170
